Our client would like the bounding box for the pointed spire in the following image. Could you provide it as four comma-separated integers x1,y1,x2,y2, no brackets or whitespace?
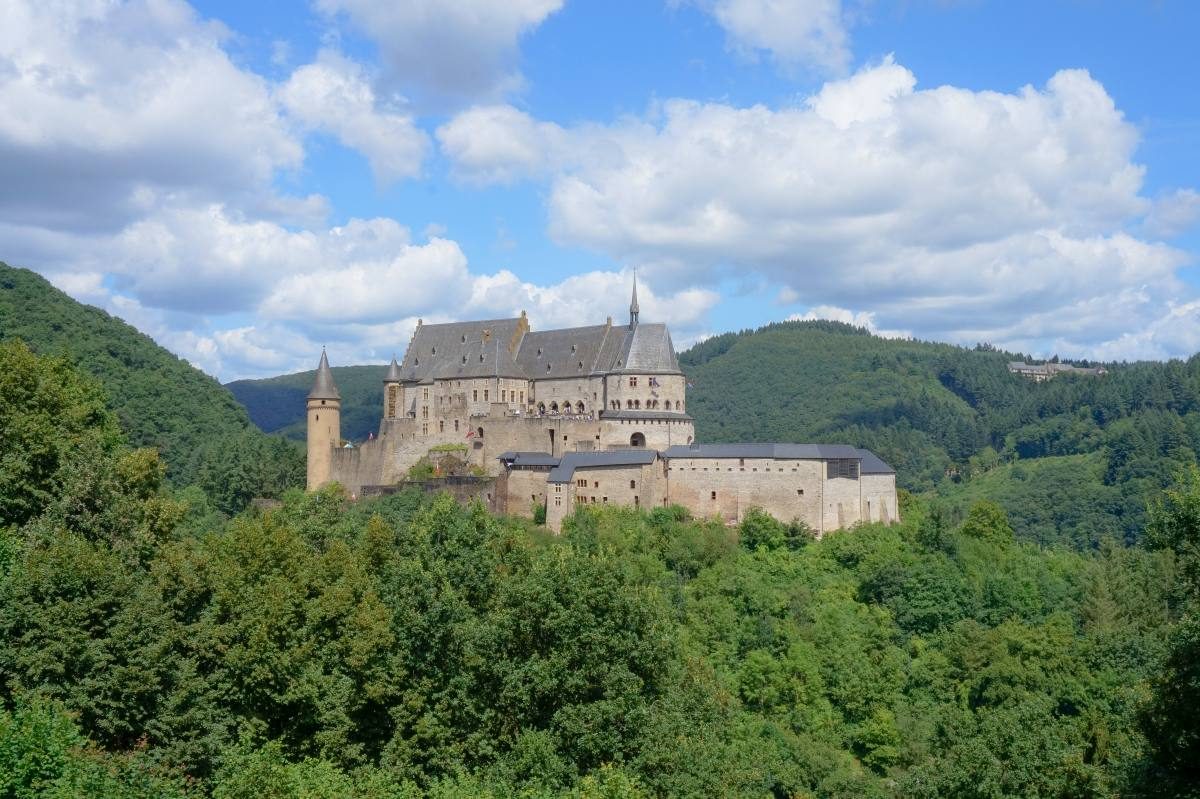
629,271,640,329
383,354,402,383
308,348,341,400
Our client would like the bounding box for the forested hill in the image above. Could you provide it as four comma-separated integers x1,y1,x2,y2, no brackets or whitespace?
0,262,301,508
683,320,1200,545
227,364,387,442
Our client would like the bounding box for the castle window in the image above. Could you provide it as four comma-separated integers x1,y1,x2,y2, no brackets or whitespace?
423,388,429,400
520,391,525,404
473,390,478,401
555,497,561,507
629,480,636,489
431,347,436,354
462,355,467,364
629,376,638,387
454,420,459,431
634,495,639,506
546,364,552,372
537,348,543,356
798,489,804,495
477,427,484,439
484,389,489,401
439,420,444,432
422,423,428,434
578,361,583,369
461,335,466,342
480,354,485,362
593,481,599,488
577,478,587,487
603,497,608,503
571,344,577,352
739,458,744,467
711,491,717,500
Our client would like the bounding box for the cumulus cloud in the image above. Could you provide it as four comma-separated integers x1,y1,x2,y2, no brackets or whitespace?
1143,189,1200,239
315,0,563,102
789,305,911,339
278,52,429,183
438,58,1198,358
683,0,851,74
0,0,302,235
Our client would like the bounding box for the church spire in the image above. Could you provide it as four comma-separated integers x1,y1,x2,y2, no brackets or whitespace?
308,348,341,400
629,272,640,329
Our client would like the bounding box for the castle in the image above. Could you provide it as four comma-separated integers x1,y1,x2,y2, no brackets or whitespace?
307,281,898,533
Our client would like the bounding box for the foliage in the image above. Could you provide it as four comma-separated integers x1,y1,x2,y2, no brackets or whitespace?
0,263,303,511
2,342,1196,797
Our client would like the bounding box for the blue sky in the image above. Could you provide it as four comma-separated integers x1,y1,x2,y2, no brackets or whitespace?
2,1,1198,379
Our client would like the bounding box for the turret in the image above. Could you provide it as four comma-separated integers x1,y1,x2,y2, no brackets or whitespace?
383,355,401,420
306,348,341,490
629,273,640,329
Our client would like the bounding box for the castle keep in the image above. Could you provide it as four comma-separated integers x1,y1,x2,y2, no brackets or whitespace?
307,283,898,533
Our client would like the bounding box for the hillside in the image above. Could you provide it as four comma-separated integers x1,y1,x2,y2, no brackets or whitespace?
682,320,1199,545
0,261,302,509
226,364,387,442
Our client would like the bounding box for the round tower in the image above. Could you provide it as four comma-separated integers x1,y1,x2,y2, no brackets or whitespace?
306,348,341,490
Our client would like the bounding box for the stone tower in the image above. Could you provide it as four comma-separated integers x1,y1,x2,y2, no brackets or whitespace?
306,348,341,490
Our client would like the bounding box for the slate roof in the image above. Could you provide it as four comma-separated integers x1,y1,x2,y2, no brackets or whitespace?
399,318,527,382
308,350,340,400
383,356,402,382
662,443,867,460
497,451,560,468
601,410,693,421
547,450,658,483
397,315,681,382
855,448,896,475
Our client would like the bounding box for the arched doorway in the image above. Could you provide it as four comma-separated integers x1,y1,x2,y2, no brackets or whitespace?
630,432,646,448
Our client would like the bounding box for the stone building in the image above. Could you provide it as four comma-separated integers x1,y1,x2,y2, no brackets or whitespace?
307,281,898,532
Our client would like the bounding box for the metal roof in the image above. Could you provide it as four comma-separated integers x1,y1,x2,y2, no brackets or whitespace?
547,450,658,483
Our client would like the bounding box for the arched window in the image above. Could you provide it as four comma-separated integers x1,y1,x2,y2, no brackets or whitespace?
675,400,681,411
630,432,646,447
550,402,559,413
633,399,641,409
576,401,584,414
626,399,633,409
537,402,546,414
477,426,484,439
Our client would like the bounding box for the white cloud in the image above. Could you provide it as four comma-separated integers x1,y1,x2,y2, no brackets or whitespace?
438,59,1198,358
0,0,302,235
789,305,911,339
437,105,569,184
1144,188,1200,239
279,52,429,183
315,0,563,102
683,0,850,74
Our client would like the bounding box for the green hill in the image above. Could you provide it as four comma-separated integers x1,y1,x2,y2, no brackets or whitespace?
227,364,388,442
0,261,302,510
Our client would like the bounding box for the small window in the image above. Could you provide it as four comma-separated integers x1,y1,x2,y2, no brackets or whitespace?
630,480,636,489
484,389,489,401
431,347,436,354
461,335,466,343
473,390,478,401
797,489,804,496
629,376,638,387
571,344,577,352
603,497,608,503
593,481,599,488
711,491,717,500
479,354,484,362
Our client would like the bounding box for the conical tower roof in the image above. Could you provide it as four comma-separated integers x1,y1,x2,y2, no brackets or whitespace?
383,354,402,383
629,272,640,328
308,349,340,400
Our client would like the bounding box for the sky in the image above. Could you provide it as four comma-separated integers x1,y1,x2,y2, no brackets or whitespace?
2,0,1199,381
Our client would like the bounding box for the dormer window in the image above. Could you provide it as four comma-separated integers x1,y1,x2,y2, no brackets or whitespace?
431,347,436,355
578,361,584,369
462,355,467,364
546,364,552,372
537,348,543,357
571,344,577,353
461,334,466,343
415,358,419,366
479,353,485,362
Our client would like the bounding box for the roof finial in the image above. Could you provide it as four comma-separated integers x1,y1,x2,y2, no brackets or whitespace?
629,270,640,329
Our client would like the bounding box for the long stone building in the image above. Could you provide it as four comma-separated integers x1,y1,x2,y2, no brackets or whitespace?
307,282,898,533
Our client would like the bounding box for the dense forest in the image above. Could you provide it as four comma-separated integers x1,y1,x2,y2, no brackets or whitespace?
0,263,302,514
2,340,1199,797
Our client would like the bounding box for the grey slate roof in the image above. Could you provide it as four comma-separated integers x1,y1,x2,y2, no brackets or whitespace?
601,410,693,421
855,448,895,475
399,318,526,382
497,451,560,468
398,314,682,382
547,450,658,483
661,443,866,460
383,356,402,382
621,323,679,372
308,350,340,400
